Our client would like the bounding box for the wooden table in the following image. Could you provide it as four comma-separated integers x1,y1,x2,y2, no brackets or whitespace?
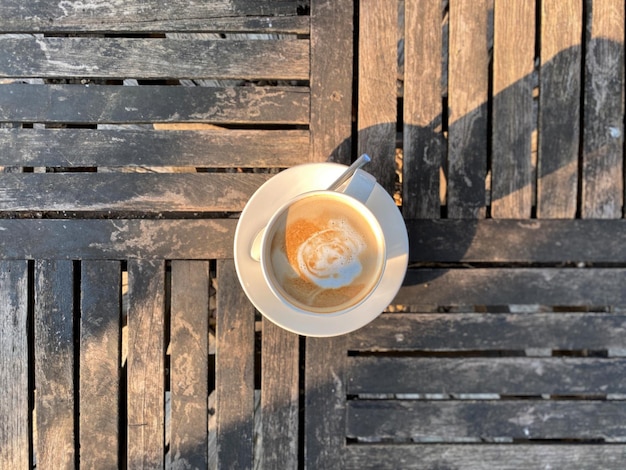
1,1,625,469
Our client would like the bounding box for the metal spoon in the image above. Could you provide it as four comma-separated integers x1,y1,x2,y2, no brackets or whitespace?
327,154,371,191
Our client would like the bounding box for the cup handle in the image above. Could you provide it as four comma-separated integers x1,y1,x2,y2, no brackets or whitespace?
339,168,376,204
250,227,265,262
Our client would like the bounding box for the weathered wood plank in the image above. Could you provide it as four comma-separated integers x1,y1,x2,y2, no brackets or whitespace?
0,261,29,469
261,319,299,469
0,128,309,168
357,0,398,194
310,0,353,163
0,84,309,124
0,37,309,80
403,0,444,218
80,260,121,468
215,259,255,470
347,357,626,395
127,260,165,469
582,0,625,218
396,268,626,306
305,336,348,469
345,444,626,470
347,400,626,441
34,260,75,470
447,0,492,218
170,261,209,469
0,0,307,33
3,17,308,35
537,0,583,218
0,219,237,260
491,0,534,218
407,219,626,263
4,219,626,262
4,17,308,35
0,173,270,212
347,313,626,351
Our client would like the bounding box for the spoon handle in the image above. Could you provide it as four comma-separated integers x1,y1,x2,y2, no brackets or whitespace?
327,154,371,191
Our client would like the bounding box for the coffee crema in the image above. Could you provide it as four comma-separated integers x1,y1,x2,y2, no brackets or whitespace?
267,194,383,313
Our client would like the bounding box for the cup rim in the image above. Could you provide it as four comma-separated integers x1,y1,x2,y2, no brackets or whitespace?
259,189,387,317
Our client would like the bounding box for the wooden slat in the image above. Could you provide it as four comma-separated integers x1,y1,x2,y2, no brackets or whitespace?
347,400,626,441
357,0,398,194
0,129,309,167
79,260,121,468
0,84,309,124
127,260,165,469
261,319,299,469
0,37,309,80
170,261,209,469
0,0,307,33
0,173,270,212
537,0,583,218
347,357,626,395
215,259,255,470
34,260,75,469
5,219,626,263
0,219,237,260
310,0,353,163
305,336,348,469
491,0,534,218
403,0,444,218
582,0,625,218
397,268,626,306
447,0,492,218
347,313,626,351
407,219,626,263
345,444,626,470
3,17,308,35
0,261,29,469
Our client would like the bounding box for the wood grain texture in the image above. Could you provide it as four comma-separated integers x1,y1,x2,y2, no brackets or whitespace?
403,0,444,218
260,319,299,469
347,312,626,351
215,259,255,470
304,336,347,470
491,0,534,218
358,0,398,194
170,261,209,469
0,173,270,213
447,0,492,218
345,444,626,470
406,218,626,263
582,0,625,218
34,260,75,470
310,0,353,163
0,129,310,168
127,260,165,469
0,219,237,260
537,0,583,218
0,261,29,469
6,218,626,262
80,260,121,468
347,400,626,441
347,357,626,394
397,268,626,306
0,37,309,80
0,84,309,124
0,0,306,33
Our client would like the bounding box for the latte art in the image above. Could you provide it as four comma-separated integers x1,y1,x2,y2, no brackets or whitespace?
297,221,365,289
267,194,384,313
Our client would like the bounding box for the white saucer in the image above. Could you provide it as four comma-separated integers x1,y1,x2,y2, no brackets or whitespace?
233,163,409,337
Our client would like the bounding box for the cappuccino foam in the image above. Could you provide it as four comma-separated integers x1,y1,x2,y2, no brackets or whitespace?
268,194,382,313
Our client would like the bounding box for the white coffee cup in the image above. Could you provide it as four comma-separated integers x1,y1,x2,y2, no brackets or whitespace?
250,169,386,316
